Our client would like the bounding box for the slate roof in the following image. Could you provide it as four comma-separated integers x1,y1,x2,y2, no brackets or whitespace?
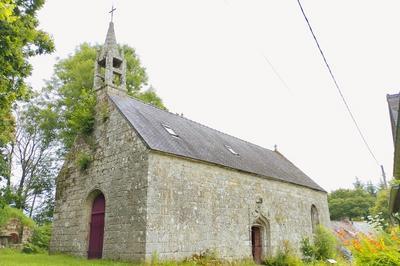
109,93,325,192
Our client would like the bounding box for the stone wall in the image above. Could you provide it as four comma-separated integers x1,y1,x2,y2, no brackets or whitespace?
145,152,330,260
0,218,32,247
50,91,149,261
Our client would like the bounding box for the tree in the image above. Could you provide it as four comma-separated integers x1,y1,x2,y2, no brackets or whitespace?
370,189,390,223
0,0,54,185
328,188,375,220
5,98,59,214
353,177,365,190
365,181,377,197
44,43,166,151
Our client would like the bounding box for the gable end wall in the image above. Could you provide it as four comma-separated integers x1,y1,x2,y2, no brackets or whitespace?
50,93,149,261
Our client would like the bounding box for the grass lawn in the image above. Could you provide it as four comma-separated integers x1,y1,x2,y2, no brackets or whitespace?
0,248,258,266
0,249,137,266
0,248,352,266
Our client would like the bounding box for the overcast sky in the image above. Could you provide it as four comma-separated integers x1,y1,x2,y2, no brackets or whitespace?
28,0,400,192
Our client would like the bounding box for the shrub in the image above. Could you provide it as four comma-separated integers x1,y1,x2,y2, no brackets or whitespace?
300,226,337,263
313,225,337,260
365,213,389,231
300,237,315,262
265,240,303,266
76,152,92,171
349,227,400,266
21,242,46,254
31,223,52,250
99,102,110,122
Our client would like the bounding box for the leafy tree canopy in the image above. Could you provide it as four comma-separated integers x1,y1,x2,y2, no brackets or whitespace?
370,188,390,222
0,0,54,181
328,188,375,221
44,43,166,151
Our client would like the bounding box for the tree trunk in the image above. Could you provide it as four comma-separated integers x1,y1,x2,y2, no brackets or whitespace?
29,193,37,218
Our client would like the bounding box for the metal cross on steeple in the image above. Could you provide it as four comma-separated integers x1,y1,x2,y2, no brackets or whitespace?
109,5,116,22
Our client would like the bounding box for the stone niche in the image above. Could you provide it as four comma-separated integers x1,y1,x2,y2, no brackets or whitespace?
0,218,32,248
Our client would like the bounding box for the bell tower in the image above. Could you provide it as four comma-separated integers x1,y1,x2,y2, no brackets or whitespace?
94,21,126,93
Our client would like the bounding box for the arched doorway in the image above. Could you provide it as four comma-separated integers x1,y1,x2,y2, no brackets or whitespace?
88,193,105,259
251,216,270,264
251,226,263,264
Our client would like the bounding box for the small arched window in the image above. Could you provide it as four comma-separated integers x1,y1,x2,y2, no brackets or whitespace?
311,204,319,234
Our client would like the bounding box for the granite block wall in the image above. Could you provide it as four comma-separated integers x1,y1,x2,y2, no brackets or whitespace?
145,152,330,260
50,92,149,261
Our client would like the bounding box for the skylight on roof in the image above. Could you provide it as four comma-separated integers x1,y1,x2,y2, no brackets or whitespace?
225,145,239,156
162,124,179,137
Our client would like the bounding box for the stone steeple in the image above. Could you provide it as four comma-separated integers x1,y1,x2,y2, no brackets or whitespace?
94,22,126,92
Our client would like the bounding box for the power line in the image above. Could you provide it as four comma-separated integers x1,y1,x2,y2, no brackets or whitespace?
223,1,293,94
296,0,380,167
261,54,292,94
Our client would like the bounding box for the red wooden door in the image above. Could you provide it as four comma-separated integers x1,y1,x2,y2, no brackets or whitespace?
88,194,105,259
252,226,262,264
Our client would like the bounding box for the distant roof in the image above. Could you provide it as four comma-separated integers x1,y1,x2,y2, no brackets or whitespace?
109,93,325,192
387,93,400,144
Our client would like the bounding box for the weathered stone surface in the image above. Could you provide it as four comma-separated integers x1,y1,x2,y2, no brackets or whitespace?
145,152,330,260
51,97,330,261
50,94,149,261
0,218,32,247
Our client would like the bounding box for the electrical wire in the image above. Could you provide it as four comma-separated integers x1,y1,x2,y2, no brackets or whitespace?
296,0,380,167
261,54,292,94
223,0,293,94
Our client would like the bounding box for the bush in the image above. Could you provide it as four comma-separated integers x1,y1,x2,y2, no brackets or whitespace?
21,242,45,254
265,240,303,266
313,225,337,260
300,226,337,263
31,223,52,250
76,152,92,171
300,237,315,262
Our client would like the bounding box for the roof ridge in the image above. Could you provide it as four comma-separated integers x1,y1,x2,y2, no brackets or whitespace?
110,91,277,154
108,91,325,192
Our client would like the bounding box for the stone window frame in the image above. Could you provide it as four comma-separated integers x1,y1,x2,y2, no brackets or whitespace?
311,204,319,234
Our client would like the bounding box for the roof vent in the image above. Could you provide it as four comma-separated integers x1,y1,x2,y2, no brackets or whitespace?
225,145,239,156
162,124,179,137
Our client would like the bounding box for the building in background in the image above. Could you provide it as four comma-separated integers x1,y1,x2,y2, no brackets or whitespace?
386,93,400,215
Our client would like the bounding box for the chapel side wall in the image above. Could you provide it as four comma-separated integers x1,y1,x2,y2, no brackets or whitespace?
145,152,330,260
50,95,149,261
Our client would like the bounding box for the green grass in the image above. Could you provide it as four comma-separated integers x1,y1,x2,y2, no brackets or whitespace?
0,248,351,266
0,249,136,266
0,249,257,266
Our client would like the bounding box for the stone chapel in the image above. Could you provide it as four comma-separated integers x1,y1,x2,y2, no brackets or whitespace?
50,22,330,262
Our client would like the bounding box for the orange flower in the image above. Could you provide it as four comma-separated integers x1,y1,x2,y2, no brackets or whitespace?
352,239,361,251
